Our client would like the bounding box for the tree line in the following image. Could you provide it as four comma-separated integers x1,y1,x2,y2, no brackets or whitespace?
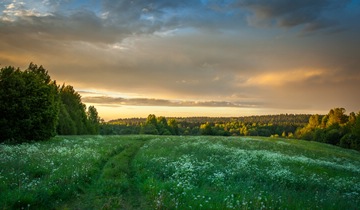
296,108,360,151
2,63,358,150
102,109,360,151
0,63,101,143
101,114,311,137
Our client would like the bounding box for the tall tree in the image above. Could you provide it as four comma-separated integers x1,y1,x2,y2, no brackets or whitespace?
57,85,88,135
146,114,157,127
327,108,347,127
157,116,171,135
87,106,100,134
338,111,360,150
168,119,179,135
57,102,76,135
308,114,321,129
0,64,60,142
140,114,159,135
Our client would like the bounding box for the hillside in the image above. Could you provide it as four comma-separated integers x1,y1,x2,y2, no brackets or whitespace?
1,135,359,209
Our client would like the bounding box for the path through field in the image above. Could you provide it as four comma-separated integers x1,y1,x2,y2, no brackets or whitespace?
1,135,359,209
62,137,148,209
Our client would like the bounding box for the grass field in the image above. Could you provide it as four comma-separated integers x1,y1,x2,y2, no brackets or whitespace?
1,135,359,209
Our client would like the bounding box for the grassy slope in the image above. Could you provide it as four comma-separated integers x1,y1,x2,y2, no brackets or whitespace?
134,136,360,209
1,135,359,209
0,136,152,209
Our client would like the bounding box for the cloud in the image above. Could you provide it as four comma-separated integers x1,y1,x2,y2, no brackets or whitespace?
82,96,260,108
100,0,241,34
234,0,351,32
0,0,182,45
1,0,56,21
0,0,244,46
0,0,356,48
1,0,360,117
0,11,125,44
245,69,325,87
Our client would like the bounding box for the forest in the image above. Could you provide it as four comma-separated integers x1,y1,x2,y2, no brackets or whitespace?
0,63,101,143
103,114,311,136
102,108,360,151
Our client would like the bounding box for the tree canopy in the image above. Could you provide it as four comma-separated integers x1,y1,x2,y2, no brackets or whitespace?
0,64,59,142
296,108,360,151
0,63,101,143
104,110,360,151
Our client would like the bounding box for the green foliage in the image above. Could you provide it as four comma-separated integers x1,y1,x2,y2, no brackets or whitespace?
104,108,359,151
57,85,88,134
0,63,102,140
157,116,171,135
168,119,179,135
327,108,348,127
57,102,77,134
340,112,360,150
105,114,310,137
140,124,159,135
146,114,157,127
308,114,321,129
139,114,180,135
0,64,60,143
87,105,101,134
57,85,100,135
296,108,360,151
140,114,160,135
200,122,213,135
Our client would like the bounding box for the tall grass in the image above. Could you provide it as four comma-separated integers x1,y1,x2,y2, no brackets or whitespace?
133,136,360,209
1,135,359,209
0,135,148,209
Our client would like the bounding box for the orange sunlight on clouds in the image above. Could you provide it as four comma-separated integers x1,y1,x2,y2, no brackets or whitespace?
245,69,324,87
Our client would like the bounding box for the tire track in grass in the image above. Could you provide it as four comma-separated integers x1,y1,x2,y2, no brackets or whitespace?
100,140,146,209
66,138,148,209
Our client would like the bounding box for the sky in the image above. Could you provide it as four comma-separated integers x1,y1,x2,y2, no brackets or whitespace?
1,0,360,120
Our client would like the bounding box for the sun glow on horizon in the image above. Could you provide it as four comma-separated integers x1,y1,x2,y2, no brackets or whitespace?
84,102,327,121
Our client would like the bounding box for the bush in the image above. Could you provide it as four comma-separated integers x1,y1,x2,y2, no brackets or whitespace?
340,134,360,151
140,124,159,135
323,129,341,145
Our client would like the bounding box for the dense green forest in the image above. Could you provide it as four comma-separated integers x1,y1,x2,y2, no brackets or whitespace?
102,109,360,151
57,84,100,135
0,63,101,143
103,114,311,136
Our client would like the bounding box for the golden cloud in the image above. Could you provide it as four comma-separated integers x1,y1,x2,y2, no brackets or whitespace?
245,69,324,87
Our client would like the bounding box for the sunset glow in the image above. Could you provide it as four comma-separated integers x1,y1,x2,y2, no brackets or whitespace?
1,0,359,120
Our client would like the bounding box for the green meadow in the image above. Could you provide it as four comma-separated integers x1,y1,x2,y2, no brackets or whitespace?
1,135,359,209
